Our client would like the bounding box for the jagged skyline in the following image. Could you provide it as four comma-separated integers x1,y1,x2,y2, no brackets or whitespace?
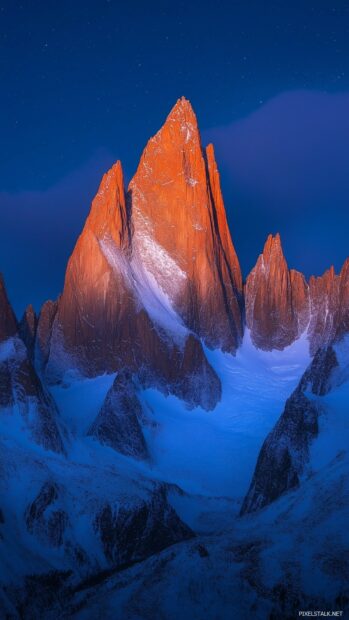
1,4,349,617
1,92,348,616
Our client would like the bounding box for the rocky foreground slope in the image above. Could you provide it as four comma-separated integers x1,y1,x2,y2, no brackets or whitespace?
0,276,64,454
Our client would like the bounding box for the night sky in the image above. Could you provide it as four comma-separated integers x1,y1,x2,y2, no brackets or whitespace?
1,1,349,314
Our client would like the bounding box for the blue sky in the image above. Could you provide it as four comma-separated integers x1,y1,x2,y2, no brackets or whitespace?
1,1,349,313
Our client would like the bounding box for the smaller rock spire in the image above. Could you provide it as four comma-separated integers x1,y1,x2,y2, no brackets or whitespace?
19,304,37,361
0,274,17,343
87,160,129,249
245,233,309,350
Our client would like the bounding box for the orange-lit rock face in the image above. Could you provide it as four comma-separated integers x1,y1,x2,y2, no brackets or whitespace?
129,97,243,352
308,259,349,354
42,97,349,398
245,234,310,350
47,161,135,377
0,274,17,342
42,99,247,407
245,235,349,354
45,158,221,409
308,266,339,355
336,258,349,339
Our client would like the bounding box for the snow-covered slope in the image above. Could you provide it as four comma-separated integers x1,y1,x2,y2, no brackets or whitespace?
241,334,349,514
11,334,347,620
138,329,310,500
0,415,194,618
0,326,311,606
0,336,65,454
4,256,349,620
29,446,349,620
0,329,194,618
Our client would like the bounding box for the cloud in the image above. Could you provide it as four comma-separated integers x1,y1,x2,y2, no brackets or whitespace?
0,149,116,315
204,90,349,278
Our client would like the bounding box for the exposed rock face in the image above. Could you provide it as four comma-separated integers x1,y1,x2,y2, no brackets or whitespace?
246,235,349,354
36,99,349,400
308,259,349,355
0,275,18,407
88,369,148,460
35,299,58,373
19,304,37,362
1,439,194,600
299,344,339,396
129,98,243,352
245,234,309,350
25,482,68,548
94,485,194,566
0,360,12,408
46,161,133,378
45,124,222,409
241,346,338,514
22,101,349,405
0,274,17,343
0,337,65,453
336,258,349,339
0,276,64,453
308,266,339,355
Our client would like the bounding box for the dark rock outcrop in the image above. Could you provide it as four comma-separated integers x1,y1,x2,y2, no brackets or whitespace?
308,259,349,355
241,346,338,514
25,481,68,548
0,274,17,343
94,485,194,566
0,337,65,453
88,369,148,460
0,279,64,453
35,299,58,373
19,304,37,363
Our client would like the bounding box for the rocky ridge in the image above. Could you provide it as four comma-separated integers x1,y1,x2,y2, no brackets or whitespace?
245,233,349,353
241,345,339,514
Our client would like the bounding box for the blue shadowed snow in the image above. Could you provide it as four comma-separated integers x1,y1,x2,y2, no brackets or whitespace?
50,372,116,437
139,329,310,500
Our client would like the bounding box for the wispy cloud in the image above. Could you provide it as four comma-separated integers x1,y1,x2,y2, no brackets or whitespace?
204,90,349,278
0,149,116,315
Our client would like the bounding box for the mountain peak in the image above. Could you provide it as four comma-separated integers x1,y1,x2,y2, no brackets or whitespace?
168,96,196,120
149,96,200,148
340,257,349,273
128,95,243,352
245,232,309,350
86,159,129,249
263,232,283,258
22,303,36,321
0,274,17,343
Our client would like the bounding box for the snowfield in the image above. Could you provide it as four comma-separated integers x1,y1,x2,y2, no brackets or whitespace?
1,330,349,619
45,328,310,505
139,329,310,501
